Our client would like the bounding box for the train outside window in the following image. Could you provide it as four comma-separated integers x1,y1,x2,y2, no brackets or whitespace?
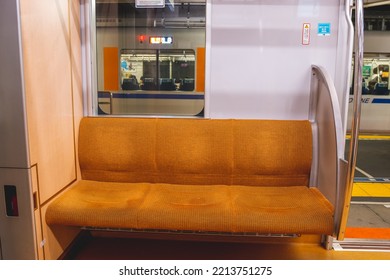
95,0,206,116
350,53,390,96
120,49,195,91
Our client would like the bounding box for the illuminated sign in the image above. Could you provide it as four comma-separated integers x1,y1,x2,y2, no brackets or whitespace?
149,36,173,45
135,0,165,8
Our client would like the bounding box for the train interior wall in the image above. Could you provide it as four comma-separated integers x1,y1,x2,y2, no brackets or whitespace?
1,0,390,260
206,0,350,120
0,0,351,260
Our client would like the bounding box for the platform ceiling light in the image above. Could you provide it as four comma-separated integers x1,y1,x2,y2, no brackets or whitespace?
135,0,165,8
153,18,205,28
352,0,390,8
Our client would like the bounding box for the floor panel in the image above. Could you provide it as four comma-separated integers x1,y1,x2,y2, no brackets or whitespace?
65,235,390,260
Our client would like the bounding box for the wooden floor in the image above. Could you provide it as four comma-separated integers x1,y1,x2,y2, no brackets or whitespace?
64,232,390,260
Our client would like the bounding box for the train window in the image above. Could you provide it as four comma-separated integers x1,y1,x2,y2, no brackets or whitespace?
350,53,390,95
94,0,206,116
120,49,196,91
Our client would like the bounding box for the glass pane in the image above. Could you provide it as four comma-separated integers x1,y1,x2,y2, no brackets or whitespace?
95,0,206,116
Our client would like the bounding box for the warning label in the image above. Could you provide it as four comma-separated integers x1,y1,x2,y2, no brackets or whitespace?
302,23,311,45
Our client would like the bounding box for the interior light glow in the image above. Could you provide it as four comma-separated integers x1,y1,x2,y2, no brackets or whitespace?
149,36,173,44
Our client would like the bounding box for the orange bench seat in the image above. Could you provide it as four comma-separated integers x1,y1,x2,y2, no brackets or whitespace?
46,117,334,235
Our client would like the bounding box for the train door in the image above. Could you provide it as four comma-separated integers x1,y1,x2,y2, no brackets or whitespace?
338,3,390,248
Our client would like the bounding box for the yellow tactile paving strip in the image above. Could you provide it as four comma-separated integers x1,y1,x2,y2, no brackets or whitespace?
352,182,390,197
346,134,390,140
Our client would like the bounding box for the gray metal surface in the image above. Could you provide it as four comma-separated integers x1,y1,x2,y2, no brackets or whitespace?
0,0,36,260
0,0,30,169
0,168,37,259
309,65,345,232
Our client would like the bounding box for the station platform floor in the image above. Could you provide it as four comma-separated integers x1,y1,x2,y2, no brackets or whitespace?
345,135,390,240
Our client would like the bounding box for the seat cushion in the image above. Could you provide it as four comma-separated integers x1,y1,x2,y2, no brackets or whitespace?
230,186,334,234
45,180,150,229
46,181,334,235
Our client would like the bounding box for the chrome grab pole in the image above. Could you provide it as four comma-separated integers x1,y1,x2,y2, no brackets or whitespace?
338,0,364,240
110,92,113,114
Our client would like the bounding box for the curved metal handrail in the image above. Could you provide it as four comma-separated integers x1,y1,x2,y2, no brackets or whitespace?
309,65,345,241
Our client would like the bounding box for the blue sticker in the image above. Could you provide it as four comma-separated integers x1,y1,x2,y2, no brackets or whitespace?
318,23,331,36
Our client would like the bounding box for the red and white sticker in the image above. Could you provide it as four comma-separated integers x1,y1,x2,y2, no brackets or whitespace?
302,23,311,45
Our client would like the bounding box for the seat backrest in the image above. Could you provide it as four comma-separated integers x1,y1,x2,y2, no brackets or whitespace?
122,78,139,90
141,77,156,90
374,82,389,95
180,78,194,91
159,78,176,91
78,117,313,186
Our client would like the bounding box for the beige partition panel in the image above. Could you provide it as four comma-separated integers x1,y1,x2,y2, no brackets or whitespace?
19,0,83,259
20,0,77,203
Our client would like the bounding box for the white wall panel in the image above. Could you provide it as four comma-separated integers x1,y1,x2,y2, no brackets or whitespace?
206,0,344,120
